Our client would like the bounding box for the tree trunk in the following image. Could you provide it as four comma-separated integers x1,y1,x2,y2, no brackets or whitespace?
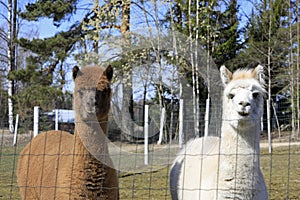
153,0,166,143
296,0,299,138
204,21,211,137
7,0,15,133
289,0,296,140
157,107,165,145
120,0,133,141
189,0,199,137
141,0,165,143
168,0,178,144
267,0,272,153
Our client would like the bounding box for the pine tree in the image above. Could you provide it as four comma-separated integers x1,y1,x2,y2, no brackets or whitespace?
237,0,298,141
239,0,290,96
12,0,82,128
20,0,78,27
163,0,240,136
165,0,241,66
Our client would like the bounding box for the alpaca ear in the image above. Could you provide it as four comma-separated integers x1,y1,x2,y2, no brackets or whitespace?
253,64,265,85
103,65,113,81
220,65,232,86
72,66,80,80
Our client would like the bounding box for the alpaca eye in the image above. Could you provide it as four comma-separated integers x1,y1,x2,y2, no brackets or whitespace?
78,90,84,96
228,93,235,99
253,92,259,98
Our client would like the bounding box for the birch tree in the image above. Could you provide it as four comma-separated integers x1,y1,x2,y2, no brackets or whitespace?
239,0,296,143
7,0,17,133
12,0,82,130
0,26,8,122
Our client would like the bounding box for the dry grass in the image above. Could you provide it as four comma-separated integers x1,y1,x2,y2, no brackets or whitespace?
119,167,171,200
0,142,299,199
261,145,300,200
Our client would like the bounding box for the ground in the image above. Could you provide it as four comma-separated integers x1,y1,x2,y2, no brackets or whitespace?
1,131,300,199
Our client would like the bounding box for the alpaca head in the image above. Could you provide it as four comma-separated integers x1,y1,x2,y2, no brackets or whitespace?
220,65,266,128
73,65,113,122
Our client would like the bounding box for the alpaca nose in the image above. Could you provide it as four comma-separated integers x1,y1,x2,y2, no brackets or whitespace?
239,101,250,107
87,96,95,107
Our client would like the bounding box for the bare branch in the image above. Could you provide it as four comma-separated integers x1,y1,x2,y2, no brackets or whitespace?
0,31,8,41
0,53,8,59
0,13,8,22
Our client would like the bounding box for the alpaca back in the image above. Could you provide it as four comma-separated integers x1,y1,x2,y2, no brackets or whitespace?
17,129,119,200
170,136,268,200
17,130,74,199
170,137,220,199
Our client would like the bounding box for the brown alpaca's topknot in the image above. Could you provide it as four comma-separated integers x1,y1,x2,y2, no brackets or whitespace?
74,66,109,90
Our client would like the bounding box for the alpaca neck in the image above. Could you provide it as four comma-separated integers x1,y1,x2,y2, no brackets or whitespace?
73,116,109,157
71,117,110,197
218,120,262,198
72,116,110,171
220,121,261,156
220,94,263,155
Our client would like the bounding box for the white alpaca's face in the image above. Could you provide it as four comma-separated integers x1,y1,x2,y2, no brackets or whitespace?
223,79,264,122
220,65,266,127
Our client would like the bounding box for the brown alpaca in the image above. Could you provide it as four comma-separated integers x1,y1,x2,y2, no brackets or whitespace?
17,65,119,199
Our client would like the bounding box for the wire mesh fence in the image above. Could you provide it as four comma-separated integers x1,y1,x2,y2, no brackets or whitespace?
0,101,299,200
1,0,300,199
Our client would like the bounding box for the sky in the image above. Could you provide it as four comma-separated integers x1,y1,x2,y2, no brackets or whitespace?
12,0,254,39
0,0,254,94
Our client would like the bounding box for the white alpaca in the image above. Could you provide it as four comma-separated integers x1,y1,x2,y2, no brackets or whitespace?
170,65,268,200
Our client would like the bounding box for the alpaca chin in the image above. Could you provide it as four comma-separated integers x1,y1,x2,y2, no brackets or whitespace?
79,113,98,122
228,116,258,130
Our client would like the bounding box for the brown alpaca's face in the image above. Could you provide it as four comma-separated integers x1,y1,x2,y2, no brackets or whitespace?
73,65,113,122
74,87,111,121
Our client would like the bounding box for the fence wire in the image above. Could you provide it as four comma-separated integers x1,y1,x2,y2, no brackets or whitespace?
0,103,299,200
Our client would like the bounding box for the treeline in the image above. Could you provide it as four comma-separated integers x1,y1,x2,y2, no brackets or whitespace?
0,0,299,139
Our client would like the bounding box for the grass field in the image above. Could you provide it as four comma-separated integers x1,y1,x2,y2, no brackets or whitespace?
0,143,299,199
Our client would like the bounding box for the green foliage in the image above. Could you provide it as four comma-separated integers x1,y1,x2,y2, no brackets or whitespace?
233,0,292,97
18,22,83,61
21,0,78,26
12,0,84,130
9,55,71,132
0,88,8,123
164,0,241,66
212,1,242,66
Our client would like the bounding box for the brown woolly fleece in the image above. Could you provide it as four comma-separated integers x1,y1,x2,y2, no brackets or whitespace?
17,65,119,200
